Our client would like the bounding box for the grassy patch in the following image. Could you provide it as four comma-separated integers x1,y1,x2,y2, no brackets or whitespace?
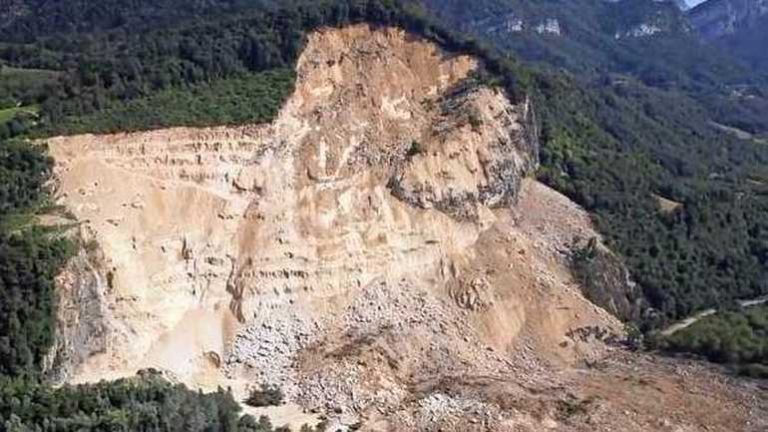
0,66,60,109
0,107,20,123
0,66,60,89
0,105,37,123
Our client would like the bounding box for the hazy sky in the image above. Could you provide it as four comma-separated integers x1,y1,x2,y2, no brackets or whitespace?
686,0,708,7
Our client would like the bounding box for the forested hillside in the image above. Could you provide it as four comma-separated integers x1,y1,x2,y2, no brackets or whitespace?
659,303,768,378
1,1,768,421
688,0,768,75
1,370,294,431
0,138,73,380
0,0,280,40
418,0,768,328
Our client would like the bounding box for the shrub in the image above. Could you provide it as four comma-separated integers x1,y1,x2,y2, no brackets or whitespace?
406,140,424,158
245,384,285,407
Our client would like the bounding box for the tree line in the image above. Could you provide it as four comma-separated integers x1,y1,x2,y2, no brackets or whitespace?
657,304,768,378
1,370,318,431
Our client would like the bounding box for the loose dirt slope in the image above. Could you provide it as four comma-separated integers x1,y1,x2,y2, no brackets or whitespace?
46,24,767,431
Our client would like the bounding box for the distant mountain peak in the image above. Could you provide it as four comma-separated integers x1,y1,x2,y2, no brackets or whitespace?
675,0,692,10
688,0,768,39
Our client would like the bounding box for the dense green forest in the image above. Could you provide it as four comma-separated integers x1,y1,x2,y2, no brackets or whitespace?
0,139,73,378
0,66,57,138
659,304,768,378
534,73,768,326
1,371,299,431
49,69,296,135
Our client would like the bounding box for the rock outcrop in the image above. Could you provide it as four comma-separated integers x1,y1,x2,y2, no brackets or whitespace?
45,24,768,432
688,0,768,39
43,230,110,383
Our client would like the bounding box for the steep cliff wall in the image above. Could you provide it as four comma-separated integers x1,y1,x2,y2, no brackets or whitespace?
40,24,762,432
47,24,556,384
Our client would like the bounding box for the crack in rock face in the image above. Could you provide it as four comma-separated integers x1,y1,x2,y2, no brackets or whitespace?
46,24,636,430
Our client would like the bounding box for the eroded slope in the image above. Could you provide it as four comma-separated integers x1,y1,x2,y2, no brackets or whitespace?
45,24,767,431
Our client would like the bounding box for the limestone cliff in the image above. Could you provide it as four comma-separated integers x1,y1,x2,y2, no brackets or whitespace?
689,0,768,39
44,24,767,432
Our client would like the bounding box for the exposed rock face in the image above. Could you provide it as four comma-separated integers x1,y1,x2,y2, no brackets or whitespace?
47,21,548,385
44,24,768,432
675,0,693,11
43,230,110,383
570,239,644,322
534,18,562,35
688,0,768,39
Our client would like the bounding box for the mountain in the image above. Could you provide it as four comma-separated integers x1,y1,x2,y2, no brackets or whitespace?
688,0,768,39
423,0,768,343
687,0,768,72
2,0,768,430
35,21,768,432
421,0,768,137
423,0,763,86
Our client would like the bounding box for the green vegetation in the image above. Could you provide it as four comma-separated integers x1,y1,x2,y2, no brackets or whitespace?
0,371,296,431
0,139,74,378
0,139,52,217
533,73,768,328
0,106,37,124
245,384,285,408
0,66,59,106
0,107,20,123
46,70,295,135
422,0,768,332
0,227,73,378
658,304,768,378
0,66,57,138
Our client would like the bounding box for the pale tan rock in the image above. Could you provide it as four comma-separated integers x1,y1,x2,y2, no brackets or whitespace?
44,24,768,432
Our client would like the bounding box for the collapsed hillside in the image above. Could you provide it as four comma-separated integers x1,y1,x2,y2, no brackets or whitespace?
45,25,767,431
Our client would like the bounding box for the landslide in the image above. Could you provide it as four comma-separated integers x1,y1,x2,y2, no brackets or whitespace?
45,24,768,431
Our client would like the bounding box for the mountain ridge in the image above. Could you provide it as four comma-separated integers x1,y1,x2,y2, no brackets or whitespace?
688,0,768,39
687,0,768,72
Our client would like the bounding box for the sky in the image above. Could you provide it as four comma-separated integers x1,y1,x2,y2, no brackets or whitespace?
685,0,708,7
